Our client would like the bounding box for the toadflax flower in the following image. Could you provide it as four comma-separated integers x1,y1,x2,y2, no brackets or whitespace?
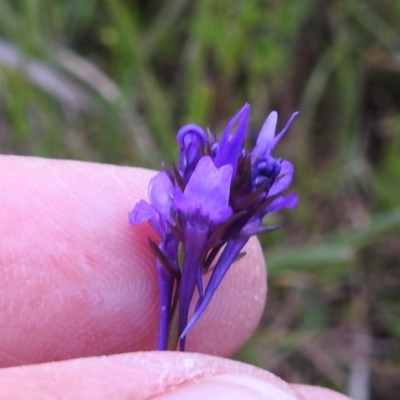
129,104,298,351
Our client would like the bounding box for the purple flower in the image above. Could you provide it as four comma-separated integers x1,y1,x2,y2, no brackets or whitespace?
129,104,298,350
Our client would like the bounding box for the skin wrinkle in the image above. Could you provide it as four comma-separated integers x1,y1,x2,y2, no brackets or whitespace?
0,156,267,367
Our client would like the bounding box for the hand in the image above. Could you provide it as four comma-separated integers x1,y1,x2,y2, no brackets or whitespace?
0,156,351,399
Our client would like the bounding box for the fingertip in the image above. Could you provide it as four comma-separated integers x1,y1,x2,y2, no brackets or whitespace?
0,157,267,365
0,157,160,365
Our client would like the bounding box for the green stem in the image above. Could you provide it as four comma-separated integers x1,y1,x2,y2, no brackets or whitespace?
166,288,180,351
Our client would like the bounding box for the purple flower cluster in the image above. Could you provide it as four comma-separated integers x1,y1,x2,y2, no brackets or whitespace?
129,104,298,350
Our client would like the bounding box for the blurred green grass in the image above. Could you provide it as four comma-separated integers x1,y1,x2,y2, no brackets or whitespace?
0,1,399,398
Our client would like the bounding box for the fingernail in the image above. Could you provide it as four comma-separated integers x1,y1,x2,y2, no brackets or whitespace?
154,373,299,400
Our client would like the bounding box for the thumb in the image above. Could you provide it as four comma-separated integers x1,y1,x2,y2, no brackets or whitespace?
0,351,351,400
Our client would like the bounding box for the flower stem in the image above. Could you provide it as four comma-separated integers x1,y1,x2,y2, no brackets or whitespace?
166,289,180,350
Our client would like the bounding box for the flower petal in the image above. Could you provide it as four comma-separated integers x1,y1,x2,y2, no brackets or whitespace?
271,111,299,150
180,238,247,341
129,200,167,236
268,160,294,196
266,193,298,214
214,104,250,175
149,171,174,216
252,111,278,159
176,124,207,148
129,200,156,225
178,221,209,350
252,111,299,159
177,124,207,179
174,156,233,224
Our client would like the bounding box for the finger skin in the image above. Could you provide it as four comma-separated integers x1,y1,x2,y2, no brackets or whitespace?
0,352,351,400
0,156,266,367
292,385,352,400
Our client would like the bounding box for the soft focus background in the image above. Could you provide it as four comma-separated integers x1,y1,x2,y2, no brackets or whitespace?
0,1,399,399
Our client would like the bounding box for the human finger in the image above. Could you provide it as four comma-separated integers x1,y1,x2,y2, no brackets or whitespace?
0,351,300,400
0,156,266,367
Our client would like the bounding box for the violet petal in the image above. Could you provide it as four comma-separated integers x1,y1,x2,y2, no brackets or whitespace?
271,112,299,150
129,200,156,225
148,172,174,216
180,237,247,340
268,160,294,197
174,156,233,224
214,104,250,175
178,222,209,350
252,111,278,159
266,192,298,214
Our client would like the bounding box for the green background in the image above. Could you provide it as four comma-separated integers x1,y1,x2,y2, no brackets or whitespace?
1,1,399,398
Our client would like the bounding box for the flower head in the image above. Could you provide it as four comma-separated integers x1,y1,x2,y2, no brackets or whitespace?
129,104,298,350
